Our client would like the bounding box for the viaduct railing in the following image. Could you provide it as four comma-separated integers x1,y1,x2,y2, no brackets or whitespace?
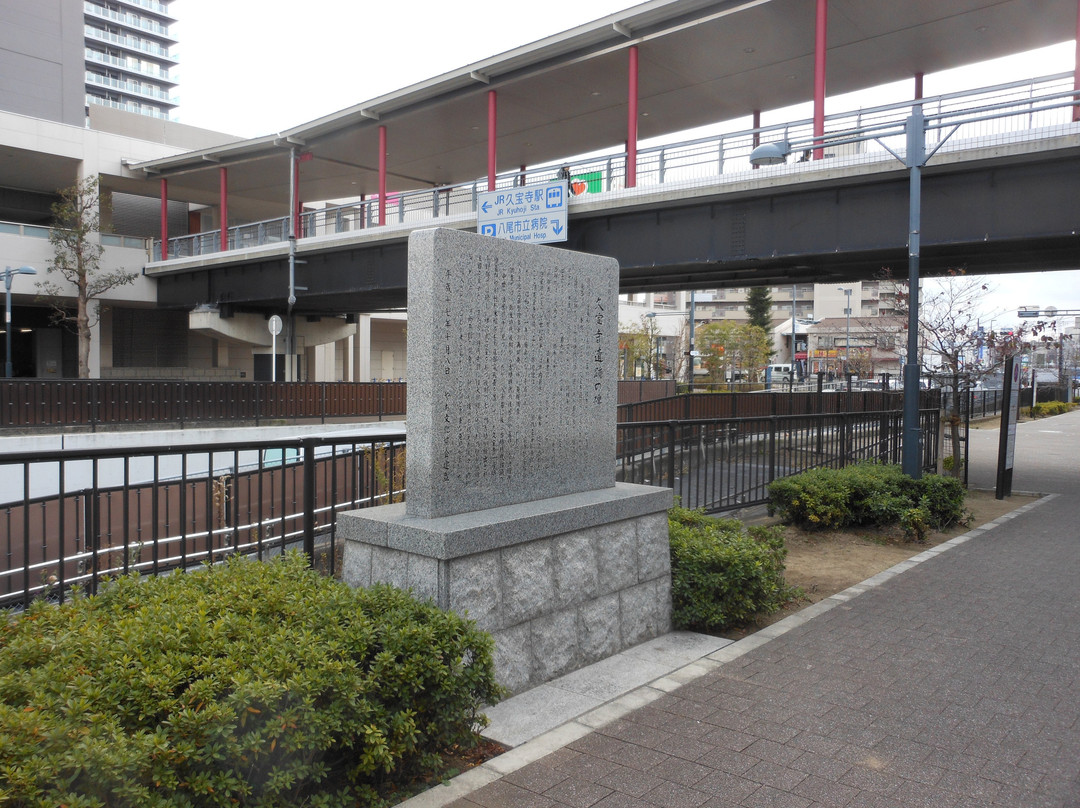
156,72,1078,261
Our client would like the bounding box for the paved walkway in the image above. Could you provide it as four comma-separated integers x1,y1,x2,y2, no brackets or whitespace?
410,411,1080,808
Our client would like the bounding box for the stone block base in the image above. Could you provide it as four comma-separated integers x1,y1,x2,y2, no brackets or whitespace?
339,483,673,694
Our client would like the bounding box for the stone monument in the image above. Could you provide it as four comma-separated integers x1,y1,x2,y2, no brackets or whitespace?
340,227,672,694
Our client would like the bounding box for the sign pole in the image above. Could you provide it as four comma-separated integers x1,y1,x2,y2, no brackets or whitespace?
995,355,1020,499
268,315,283,382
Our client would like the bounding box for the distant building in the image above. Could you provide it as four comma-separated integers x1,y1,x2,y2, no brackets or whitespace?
83,0,179,121
619,281,904,380
805,316,905,379
0,0,178,127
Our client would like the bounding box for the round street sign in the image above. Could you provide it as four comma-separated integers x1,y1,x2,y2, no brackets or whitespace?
268,315,282,336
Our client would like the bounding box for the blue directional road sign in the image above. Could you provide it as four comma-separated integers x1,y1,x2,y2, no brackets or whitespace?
477,181,567,244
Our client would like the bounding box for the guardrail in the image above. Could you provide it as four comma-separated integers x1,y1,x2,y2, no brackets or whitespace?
156,72,1079,261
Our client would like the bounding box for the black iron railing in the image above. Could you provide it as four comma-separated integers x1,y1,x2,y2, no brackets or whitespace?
0,432,405,610
616,408,940,514
1,401,940,610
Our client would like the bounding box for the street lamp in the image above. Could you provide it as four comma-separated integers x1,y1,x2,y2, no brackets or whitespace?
3,266,36,378
837,287,852,375
751,106,941,477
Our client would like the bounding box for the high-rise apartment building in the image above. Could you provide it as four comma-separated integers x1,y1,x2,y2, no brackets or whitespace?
83,0,177,120
0,0,176,126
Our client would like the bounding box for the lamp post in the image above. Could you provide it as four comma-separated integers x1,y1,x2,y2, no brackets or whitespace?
837,287,852,375
3,266,36,378
790,284,797,392
751,106,938,477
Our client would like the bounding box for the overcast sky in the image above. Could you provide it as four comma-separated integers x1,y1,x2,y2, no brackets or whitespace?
168,1,1080,329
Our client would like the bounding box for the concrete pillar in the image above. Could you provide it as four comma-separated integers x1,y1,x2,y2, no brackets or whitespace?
354,315,372,381
343,334,354,382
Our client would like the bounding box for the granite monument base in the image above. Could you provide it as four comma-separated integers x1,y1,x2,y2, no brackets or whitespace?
339,483,673,694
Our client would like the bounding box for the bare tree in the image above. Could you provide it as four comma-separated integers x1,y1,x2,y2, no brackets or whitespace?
37,177,136,378
619,314,665,378
889,270,1051,476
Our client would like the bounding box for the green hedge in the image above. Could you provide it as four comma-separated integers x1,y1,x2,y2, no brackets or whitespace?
669,506,796,631
1028,400,1074,418
0,553,501,808
767,463,966,539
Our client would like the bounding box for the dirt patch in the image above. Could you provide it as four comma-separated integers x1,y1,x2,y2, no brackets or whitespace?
720,488,1035,640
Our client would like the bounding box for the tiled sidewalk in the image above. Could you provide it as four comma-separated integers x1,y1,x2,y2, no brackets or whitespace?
406,492,1080,808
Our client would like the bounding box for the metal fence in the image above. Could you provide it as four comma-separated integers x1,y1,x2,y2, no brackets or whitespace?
941,388,1006,421
1,392,942,610
156,72,1079,260
0,432,405,611
0,380,406,430
617,389,941,423
617,407,940,514
940,389,1006,486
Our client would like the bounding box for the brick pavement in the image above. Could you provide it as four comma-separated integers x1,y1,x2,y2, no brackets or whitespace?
433,413,1080,808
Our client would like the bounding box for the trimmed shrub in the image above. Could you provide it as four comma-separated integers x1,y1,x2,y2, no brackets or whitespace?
1029,400,1074,418
0,553,502,808
669,506,796,631
915,473,967,529
764,467,851,530
767,462,967,538
835,463,916,527
900,502,932,542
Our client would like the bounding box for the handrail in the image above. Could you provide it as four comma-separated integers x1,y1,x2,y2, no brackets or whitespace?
85,49,174,82
85,72,173,102
84,26,175,60
84,2,174,38
156,71,1079,262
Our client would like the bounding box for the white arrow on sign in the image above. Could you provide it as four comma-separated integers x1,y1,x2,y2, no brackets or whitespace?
476,181,568,244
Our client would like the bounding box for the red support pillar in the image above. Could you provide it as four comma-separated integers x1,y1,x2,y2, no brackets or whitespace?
914,72,924,101
487,90,497,191
752,109,761,169
627,45,639,188
292,157,301,237
519,164,526,187
378,125,387,226
1074,0,1080,122
159,178,168,261
219,166,228,251
813,0,828,160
